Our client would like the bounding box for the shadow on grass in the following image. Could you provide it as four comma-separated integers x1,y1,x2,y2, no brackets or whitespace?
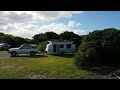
85,66,117,75
51,54,75,58
12,54,48,58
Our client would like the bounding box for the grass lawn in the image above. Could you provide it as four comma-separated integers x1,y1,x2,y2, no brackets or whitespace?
0,51,8,55
0,51,92,79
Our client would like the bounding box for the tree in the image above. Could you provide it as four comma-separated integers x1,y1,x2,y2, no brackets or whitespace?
32,34,40,44
44,32,59,41
59,31,83,49
13,37,28,47
0,32,31,48
0,32,5,36
59,31,79,40
74,28,120,69
32,32,59,44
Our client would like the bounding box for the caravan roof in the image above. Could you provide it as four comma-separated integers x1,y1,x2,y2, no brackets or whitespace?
48,41,73,44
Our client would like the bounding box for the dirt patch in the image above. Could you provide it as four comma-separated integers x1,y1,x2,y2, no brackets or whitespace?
0,54,11,59
25,73,56,79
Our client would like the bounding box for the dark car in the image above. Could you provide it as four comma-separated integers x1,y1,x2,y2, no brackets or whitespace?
0,43,10,50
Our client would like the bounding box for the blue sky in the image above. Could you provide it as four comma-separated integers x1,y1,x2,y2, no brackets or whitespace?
58,11,120,33
0,11,120,39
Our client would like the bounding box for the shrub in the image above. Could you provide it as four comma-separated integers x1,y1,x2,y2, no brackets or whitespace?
74,28,120,69
38,41,48,52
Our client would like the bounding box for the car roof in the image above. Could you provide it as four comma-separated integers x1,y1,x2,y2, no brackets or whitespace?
22,44,37,46
0,43,6,45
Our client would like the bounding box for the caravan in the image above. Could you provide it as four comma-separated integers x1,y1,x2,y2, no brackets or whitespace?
45,41,76,54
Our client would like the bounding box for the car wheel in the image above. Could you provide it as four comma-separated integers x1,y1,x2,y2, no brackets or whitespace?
11,52,16,57
30,51,35,56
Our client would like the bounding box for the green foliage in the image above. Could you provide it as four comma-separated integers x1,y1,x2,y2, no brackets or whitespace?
44,32,60,40
74,28,120,69
38,41,48,52
0,31,82,49
0,32,31,48
60,31,79,40
0,32,5,36
59,31,83,49
32,32,59,44
32,33,45,44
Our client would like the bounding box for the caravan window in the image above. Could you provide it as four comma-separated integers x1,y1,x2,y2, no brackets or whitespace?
67,44,71,48
60,45,64,48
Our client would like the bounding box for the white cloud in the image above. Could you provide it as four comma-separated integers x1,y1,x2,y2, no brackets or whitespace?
73,29,86,35
2,22,86,39
0,11,84,25
76,23,82,26
0,11,86,39
68,21,77,27
34,11,84,21
68,21,82,28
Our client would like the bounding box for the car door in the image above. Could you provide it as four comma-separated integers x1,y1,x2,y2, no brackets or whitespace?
25,45,31,54
19,45,26,54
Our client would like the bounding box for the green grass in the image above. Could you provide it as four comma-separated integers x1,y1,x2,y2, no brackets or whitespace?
0,51,92,79
0,51,8,54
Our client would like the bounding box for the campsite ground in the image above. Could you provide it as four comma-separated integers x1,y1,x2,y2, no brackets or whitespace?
0,51,118,79
0,51,92,79
0,51,8,55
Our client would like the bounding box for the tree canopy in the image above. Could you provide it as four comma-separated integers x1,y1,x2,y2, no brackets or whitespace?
0,31,82,49
59,31,83,49
0,32,31,48
74,28,120,69
32,32,59,44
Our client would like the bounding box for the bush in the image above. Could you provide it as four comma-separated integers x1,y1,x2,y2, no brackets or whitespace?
74,28,120,69
38,41,48,52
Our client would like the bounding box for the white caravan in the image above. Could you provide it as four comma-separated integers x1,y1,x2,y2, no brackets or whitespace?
45,41,76,54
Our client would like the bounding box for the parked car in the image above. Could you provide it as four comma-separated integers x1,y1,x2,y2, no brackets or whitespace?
0,43,10,50
8,44,39,57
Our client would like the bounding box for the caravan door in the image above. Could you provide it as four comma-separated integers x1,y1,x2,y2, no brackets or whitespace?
56,45,59,53
53,44,56,53
53,44,60,54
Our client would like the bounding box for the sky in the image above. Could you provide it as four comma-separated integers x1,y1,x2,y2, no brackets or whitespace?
0,11,120,39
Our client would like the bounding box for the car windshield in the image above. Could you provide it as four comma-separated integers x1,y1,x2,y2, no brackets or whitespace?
19,45,25,49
